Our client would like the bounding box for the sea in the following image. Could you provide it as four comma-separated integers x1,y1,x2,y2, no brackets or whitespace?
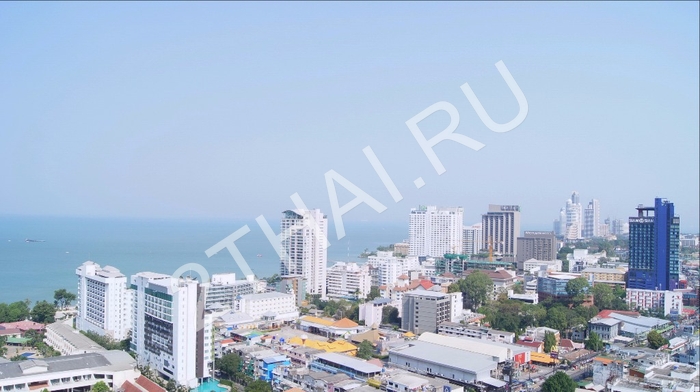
0,216,407,305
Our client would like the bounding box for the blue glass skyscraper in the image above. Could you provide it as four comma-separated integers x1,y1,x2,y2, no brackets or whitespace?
627,198,680,290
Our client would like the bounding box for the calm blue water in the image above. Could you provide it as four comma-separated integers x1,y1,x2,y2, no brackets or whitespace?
0,216,406,304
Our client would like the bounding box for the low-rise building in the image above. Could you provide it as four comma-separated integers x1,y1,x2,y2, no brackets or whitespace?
0,351,139,392
581,267,627,288
44,322,105,356
437,323,515,344
310,353,382,381
235,291,299,325
359,298,391,328
626,289,684,317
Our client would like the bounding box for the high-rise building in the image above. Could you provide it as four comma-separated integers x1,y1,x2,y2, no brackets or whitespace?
627,198,680,291
516,231,557,265
366,251,419,288
76,261,132,341
583,199,600,238
553,208,566,237
481,205,521,259
611,219,629,235
326,262,372,299
409,206,464,257
131,272,211,388
565,193,582,240
280,209,328,298
462,223,483,255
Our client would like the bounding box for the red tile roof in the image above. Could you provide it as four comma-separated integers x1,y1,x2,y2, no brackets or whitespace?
560,339,575,349
0,328,21,336
398,274,409,280
0,321,45,331
121,381,142,392
596,310,639,319
516,339,544,348
135,376,166,392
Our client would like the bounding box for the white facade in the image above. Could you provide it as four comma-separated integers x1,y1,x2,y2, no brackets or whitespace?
462,223,483,255
280,209,328,298
326,262,372,299
202,273,257,310
482,205,521,258
0,351,139,392
76,261,132,341
565,196,582,240
626,289,684,316
409,206,464,257
131,272,211,388
367,251,419,288
234,292,299,322
359,299,390,327
448,292,463,322
523,258,562,273
44,322,105,356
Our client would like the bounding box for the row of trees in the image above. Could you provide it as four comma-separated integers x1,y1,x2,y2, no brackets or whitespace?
0,289,76,324
0,300,57,324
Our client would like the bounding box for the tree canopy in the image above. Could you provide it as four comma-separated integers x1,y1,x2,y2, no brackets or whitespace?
565,277,590,306
217,353,242,379
31,301,56,324
541,371,576,392
53,289,77,309
92,381,110,392
543,331,557,353
450,271,493,310
366,286,381,301
0,301,31,323
647,330,668,349
584,331,604,351
244,380,271,392
357,340,374,359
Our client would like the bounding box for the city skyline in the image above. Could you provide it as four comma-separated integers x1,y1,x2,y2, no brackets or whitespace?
1,2,698,232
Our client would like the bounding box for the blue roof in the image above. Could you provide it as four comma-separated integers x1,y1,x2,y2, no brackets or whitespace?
262,355,289,364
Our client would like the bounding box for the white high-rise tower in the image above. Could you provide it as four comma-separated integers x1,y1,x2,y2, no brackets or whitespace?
408,205,464,257
280,209,328,298
583,199,600,238
76,261,132,341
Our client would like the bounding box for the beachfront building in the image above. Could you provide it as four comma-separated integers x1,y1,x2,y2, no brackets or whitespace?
280,209,328,298
131,272,211,388
76,262,132,341
409,206,464,257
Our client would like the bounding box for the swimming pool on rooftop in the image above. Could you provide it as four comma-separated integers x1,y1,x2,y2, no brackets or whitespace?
191,379,228,392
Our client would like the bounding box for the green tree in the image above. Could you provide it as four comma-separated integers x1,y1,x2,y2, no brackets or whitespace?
544,305,569,332
647,330,668,349
92,381,110,392
53,289,77,309
456,271,493,310
0,336,7,357
217,353,242,379
357,340,374,359
0,301,31,322
382,306,400,325
11,354,27,361
541,371,576,392
366,286,381,301
31,301,56,324
565,277,590,306
166,380,177,392
244,380,271,392
543,331,557,353
592,284,614,310
584,331,604,351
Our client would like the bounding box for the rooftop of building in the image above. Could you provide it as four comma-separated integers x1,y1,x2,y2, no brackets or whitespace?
46,322,106,352
403,290,446,298
581,267,626,274
389,340,497,373
0,351,135,380
239,291,293,300
590,317,622,327
314,352,383,374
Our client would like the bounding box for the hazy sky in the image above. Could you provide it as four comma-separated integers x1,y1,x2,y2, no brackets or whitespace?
1,2,698,233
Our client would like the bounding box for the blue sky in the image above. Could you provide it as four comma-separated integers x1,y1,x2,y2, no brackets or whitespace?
1,2,698,232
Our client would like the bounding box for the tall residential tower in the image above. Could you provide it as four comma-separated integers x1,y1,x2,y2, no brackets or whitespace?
626,198,680,291
280,209,328,298
76,261,132,341
482,204,521,260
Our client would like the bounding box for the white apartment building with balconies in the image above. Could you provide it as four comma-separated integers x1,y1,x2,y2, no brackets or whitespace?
76,262,132,341
326,262,372,299
280,209,328,298
409,206,464,257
